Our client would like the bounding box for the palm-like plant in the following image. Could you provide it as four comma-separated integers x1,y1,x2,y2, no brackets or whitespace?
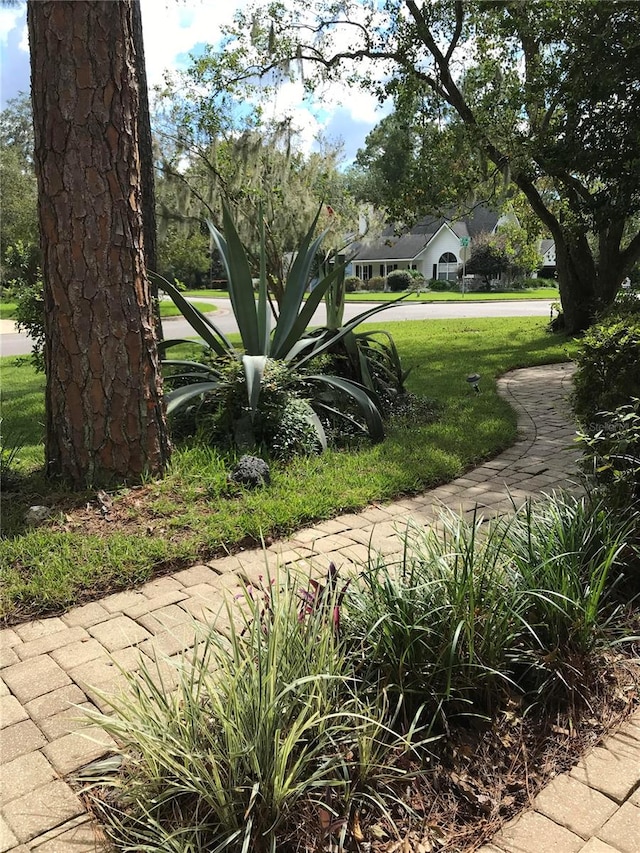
153,205,408,447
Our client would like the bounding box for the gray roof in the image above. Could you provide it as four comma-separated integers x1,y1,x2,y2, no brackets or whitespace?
353,206,501,262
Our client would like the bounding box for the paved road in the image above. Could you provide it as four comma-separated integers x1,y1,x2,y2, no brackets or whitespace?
0,298,555,357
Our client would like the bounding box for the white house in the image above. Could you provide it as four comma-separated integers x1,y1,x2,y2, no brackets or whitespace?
348,207,518,282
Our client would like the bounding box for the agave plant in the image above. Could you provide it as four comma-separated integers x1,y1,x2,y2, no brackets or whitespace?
153,205,409,448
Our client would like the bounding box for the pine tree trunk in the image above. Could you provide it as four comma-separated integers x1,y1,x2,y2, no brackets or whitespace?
27,0,171,487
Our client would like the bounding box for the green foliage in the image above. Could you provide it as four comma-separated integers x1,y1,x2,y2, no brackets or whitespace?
577,400,640,511
0,319,579,620
572,300,640,426
156,226,210,289
344,275,362,293
427,279,456,292
182,358,324,459
386,270,412,292
14,277,45,373
85,567,416,852
0,100,38,283
345,493,635,726
0,422,24,491
84,495,636,849
364,276,385,292
223,0,640,329
157,206,408,448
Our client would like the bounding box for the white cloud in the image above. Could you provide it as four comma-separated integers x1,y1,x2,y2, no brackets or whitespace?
0,6,23,46
140,0,242,90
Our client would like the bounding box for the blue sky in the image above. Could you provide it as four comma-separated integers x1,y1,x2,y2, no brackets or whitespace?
0,0,388,164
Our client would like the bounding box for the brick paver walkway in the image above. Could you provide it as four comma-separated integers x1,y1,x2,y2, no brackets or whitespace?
2,362,639,852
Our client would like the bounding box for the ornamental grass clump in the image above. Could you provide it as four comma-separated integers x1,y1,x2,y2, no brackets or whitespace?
85,568,423,853
343,492,637,729
84,494,637,851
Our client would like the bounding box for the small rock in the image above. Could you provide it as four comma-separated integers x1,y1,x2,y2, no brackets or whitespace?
25,505,52,526
230,455,271,489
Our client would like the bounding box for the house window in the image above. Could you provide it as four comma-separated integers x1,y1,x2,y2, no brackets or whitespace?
437,252,458,281
356,264,373,281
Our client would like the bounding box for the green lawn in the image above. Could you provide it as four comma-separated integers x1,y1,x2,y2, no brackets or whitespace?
159,299,215,318
0,317,578,622
182,287,559,302
0,301,17,319
0,299,214,322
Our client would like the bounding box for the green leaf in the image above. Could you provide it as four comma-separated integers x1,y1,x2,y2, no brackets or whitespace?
150,274,236,358
295,295,409,369
242,355,267,418
207,207,261,354
164,381,220,415
306,374,385,442
256,208,271,355
276,263,345,359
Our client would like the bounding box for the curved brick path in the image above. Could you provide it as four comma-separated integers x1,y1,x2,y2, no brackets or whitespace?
1,362,639,852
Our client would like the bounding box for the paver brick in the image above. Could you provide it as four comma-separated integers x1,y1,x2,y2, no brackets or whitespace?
2,656,71,703
0,719,47,763
178,591,225,622
0,693,28,728
14,627,90,661
0,751,57,806
140,575,183,597
99,590,148,614
605,732,640,760
87,615,151,651
2,779,84,843
136,623,199,658
62,602,111,629
38,703,98,741
0,646,20,668
13,618,66,643
0,815,18,853
50,638,107,671
43,725,117,776
134,603,195,635
172,564,219,587
533,773,617,839
577,839,621,853
596,801,640,853
35,816,106,852
68,647,142,693
570,745,640,803
25,684,88,722
123,588,187,618
493,810,583,853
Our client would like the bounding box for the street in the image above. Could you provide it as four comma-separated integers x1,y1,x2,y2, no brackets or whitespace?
0,298,555,357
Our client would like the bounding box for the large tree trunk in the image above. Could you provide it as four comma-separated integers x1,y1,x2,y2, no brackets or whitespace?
28,0,171,487
554,238,597,334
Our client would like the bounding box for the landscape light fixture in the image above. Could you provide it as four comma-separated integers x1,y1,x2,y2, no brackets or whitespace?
466,373,481,393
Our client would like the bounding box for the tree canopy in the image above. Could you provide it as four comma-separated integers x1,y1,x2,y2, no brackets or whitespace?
217,0,640,332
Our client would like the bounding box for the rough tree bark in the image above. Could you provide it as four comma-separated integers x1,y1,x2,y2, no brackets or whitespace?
27,0,171,487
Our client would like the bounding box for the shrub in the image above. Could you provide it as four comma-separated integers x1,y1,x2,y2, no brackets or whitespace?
15,279,45,372
577,398,640,511
364,275,385,292
191,358,323,459
85,567,418,853
343,493,635,727
572,299,640,426
386,270,412,292
427,278,456,292
344,275,362,292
